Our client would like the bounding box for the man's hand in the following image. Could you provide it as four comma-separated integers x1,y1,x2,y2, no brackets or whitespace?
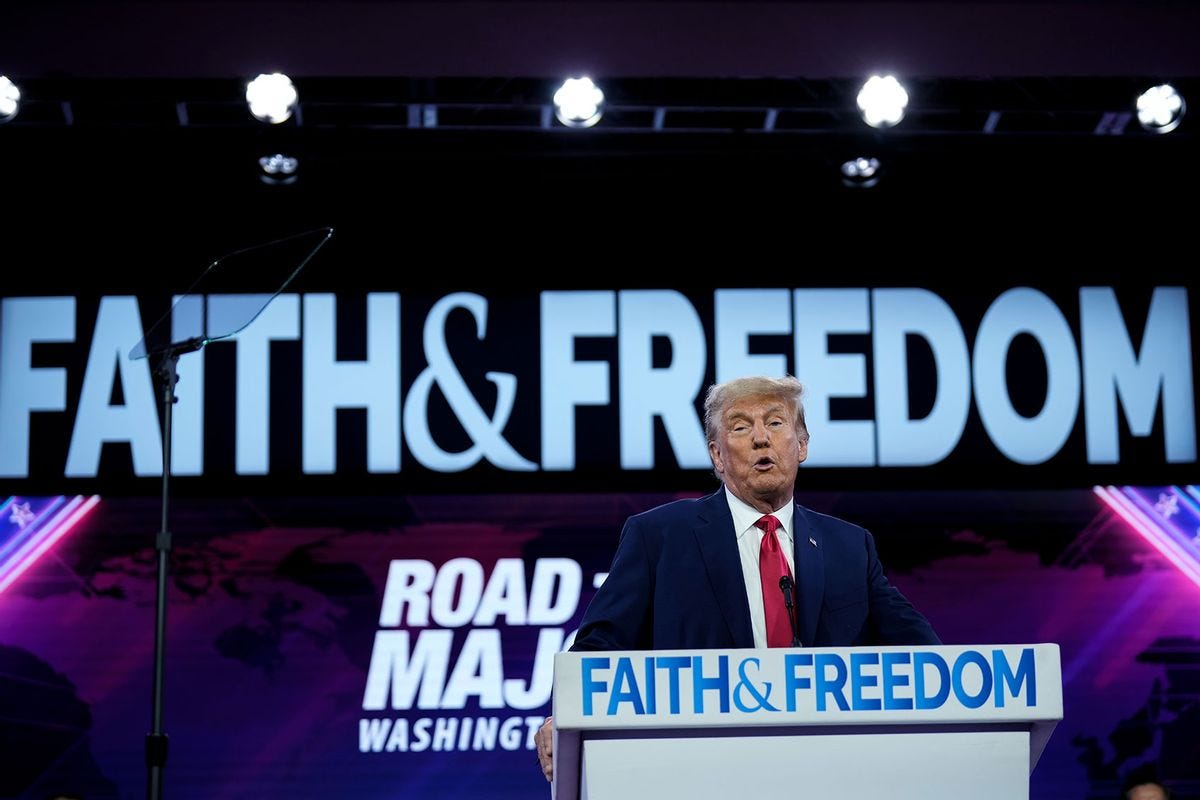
535,715,554,782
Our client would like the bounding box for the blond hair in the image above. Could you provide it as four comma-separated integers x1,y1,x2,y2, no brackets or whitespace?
703,375,809,444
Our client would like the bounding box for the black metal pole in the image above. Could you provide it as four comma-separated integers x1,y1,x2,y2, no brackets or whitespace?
146,351,179,800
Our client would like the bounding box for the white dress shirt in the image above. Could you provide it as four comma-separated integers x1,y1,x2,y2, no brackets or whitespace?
725,487,796,649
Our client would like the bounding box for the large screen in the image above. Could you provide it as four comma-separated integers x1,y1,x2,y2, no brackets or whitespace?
2,487,1196,798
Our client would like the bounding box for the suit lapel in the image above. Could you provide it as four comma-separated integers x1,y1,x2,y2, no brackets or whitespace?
792,503,825,647
694,490,754,648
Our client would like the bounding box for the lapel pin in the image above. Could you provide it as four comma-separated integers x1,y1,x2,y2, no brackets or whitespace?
809,537,818,547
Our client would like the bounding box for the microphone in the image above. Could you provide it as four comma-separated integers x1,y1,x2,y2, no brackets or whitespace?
778,575,801,647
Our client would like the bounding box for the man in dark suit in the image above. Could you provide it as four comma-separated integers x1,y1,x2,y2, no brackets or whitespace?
536,374,939,781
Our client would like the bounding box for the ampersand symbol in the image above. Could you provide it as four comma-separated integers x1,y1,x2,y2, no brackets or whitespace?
404,293,537,471
733,657,780,712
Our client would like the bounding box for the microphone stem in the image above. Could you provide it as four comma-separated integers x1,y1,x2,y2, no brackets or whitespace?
780,577,802,647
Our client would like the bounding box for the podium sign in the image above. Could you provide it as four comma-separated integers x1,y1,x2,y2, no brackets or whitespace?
552,644,1062,800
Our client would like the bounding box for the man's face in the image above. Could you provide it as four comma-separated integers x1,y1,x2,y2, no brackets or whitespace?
708,394,808,513
1128,784,1168,800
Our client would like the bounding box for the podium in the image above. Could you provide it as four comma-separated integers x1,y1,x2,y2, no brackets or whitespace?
552,644,1061,800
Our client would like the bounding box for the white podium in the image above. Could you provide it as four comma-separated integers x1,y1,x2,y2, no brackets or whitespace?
552,644,1061,800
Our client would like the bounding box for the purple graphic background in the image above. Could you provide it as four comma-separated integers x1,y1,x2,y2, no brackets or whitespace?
1,491,1197,799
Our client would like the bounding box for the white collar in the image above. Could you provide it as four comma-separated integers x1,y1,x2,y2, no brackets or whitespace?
724,486,794,543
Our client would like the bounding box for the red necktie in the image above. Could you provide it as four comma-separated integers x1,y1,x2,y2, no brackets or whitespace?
756,514,794,648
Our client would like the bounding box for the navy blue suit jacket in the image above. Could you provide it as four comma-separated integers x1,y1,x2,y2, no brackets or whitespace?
572,489,940,650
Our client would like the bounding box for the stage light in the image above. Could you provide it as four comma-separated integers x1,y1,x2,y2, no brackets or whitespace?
0,76,20,123
841,157,881,188
553,77,604,128
258,153,299,185
1136,84,1185,134
246,73,298,124
857,75,908,128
